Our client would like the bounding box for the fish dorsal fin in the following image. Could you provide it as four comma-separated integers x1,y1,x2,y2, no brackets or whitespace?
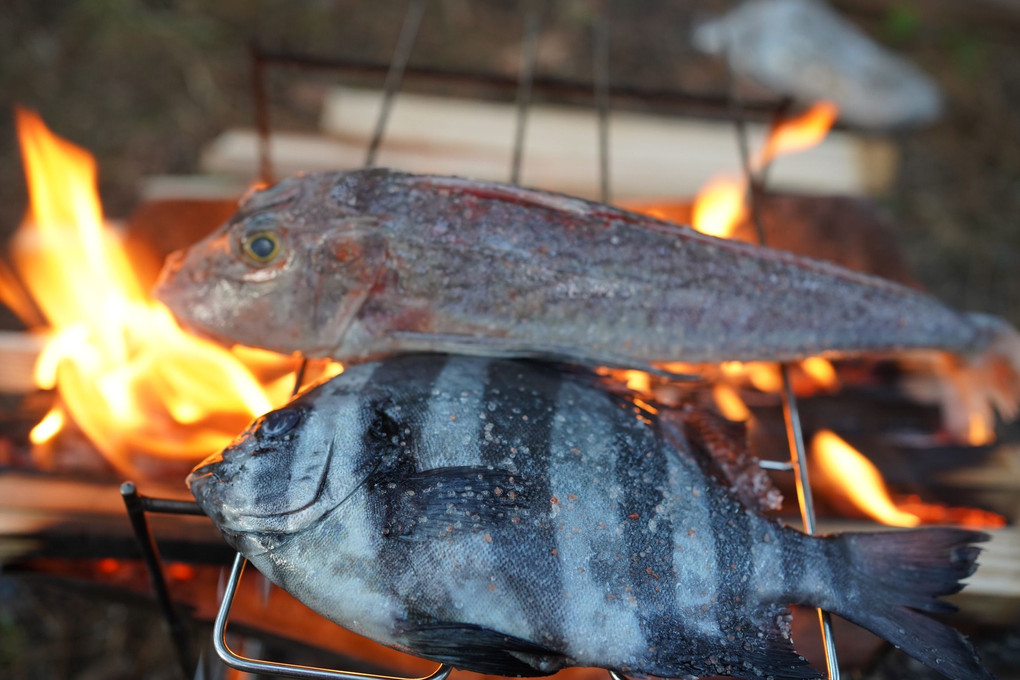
659,405,784,513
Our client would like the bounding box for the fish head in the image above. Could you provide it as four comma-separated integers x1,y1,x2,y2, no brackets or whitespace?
187,382,372,554
154,171,386,357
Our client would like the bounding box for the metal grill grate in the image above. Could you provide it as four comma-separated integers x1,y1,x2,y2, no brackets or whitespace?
122,1,841,677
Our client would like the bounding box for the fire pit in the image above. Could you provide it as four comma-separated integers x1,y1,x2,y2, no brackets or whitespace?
2,3,1019,680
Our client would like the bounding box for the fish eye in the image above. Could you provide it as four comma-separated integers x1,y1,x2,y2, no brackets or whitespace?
242,231,282,264
261,408,303,438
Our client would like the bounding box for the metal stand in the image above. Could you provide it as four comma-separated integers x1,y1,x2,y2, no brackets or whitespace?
120,482,204,680
122,2,845,678
728,81,842,678
214,553,452,680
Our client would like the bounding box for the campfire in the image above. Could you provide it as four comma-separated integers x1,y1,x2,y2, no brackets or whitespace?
2,106,1010,508
0,37,1015,680
0,109,347,476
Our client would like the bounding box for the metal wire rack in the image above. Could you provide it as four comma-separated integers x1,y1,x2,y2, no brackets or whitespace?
121,1,841,678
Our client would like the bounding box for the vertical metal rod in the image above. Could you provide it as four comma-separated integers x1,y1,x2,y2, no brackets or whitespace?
364,0,427,167
292,357,310,397
592,6,611,203
727,81,842,679
121,481,194,680
250,44,274,186
510,0,542,185
779,365,841,676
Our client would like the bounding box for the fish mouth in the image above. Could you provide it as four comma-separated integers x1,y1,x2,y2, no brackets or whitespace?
186,465,217,504
186,451,225,507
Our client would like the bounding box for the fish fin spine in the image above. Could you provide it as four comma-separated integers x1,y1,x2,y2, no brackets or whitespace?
822,528,994,680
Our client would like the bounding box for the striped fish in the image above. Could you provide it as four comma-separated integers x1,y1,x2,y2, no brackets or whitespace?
189,355,991,680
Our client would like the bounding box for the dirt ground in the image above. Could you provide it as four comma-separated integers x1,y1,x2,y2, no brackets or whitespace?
1,0,1019,325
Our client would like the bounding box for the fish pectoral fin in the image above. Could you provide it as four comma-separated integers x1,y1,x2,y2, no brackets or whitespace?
396,620,567,676
376,466,530,541
387,332,699,381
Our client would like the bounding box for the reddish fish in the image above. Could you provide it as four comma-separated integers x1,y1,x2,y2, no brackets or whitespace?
154,168,1020,406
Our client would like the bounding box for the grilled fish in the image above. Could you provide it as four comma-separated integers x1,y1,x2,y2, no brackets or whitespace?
188,354,991,680
155,169,1020,411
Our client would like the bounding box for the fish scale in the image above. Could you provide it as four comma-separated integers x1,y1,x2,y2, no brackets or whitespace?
156,168,1015,367
156,168,1020,427
477,359,567,652
189,354,993,680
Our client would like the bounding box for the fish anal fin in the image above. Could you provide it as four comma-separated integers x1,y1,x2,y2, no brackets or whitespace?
396,620,567,676
690,607,820,680
377,466,530,541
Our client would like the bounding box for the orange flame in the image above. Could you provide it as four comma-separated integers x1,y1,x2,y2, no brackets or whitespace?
800,356,839,391
757,102,839,169
690,177,746,239
811,430,1005,529
621,369,652,394
712,383,750,422
688,101,839,240
6,109,306,473
812,430,922,527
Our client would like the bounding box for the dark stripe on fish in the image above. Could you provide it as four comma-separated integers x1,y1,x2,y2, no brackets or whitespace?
479,359,566,649
707,486,754,635
611,399,680,664
357,356,449,620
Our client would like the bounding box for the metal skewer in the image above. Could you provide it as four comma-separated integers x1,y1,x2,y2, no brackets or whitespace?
728,76,842,679
121,482,200,680
365,0,427,168
593,6,611,204
509,0,542,185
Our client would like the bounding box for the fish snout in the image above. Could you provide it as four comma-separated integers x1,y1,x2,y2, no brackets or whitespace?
155,248,211,294
158,248,187,278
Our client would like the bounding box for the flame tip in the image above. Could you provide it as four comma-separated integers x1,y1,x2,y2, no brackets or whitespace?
13,110,299,470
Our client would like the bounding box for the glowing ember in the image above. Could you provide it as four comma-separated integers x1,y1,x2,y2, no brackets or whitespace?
621,369,652,394
6,109,301,473
894,495,1005,530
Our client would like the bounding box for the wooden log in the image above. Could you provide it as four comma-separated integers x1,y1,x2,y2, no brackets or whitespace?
0,331,46,394
317,87,897,199
200,88,897,200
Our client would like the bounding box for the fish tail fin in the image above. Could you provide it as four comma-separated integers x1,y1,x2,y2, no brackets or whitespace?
825,528,993,680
